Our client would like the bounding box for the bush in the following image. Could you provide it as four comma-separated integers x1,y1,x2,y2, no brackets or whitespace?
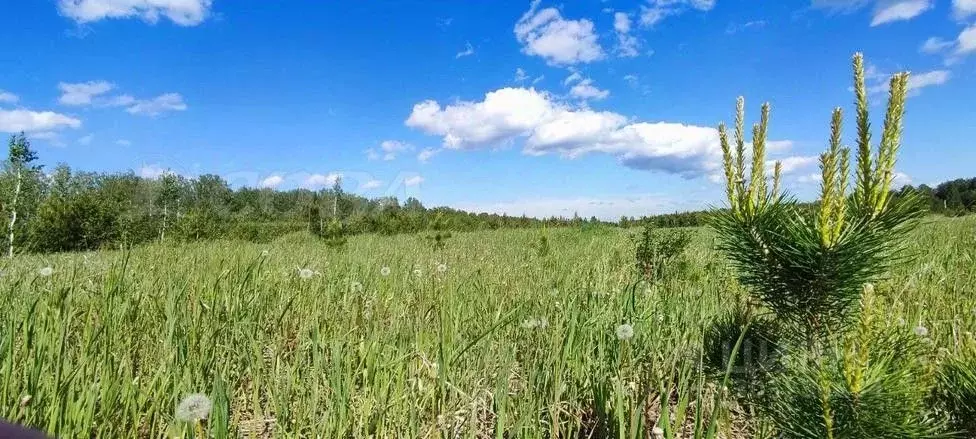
28,190,120,253
633,220,691,282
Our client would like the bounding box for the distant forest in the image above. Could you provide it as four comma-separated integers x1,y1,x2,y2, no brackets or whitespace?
2,133,974,254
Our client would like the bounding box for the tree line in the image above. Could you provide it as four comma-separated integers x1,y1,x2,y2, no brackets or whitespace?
3,133,973,255
0,134,583,255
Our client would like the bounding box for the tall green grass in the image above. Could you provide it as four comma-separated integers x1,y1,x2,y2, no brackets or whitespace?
0,216,973,437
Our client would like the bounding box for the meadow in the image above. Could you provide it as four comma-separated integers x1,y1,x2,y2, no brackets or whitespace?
1,215,973,438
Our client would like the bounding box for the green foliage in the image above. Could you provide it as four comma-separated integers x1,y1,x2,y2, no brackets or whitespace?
633,220,691,282
712,53,925,340
27,188,119,252
702,307,781,397
764,346,943,439
320,217,347,248
934,343,976,436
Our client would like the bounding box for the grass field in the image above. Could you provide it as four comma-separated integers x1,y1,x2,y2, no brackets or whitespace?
1,216,974,438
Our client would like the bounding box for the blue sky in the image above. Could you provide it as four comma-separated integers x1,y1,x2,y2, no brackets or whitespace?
1,0,974,219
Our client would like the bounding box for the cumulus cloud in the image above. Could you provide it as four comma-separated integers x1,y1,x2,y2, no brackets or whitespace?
957,23,976,55
955,0,976,18
59,81,185,115
514,0,604,65
125,93,187,116
406,87,795,178
871,0,932,26
58,81,115,106
640,0,717,27
613,12,640,57
569,78,610,100
866,68,950,96
367,140,413,161
0,109,82,133
138,164,173,179
78,133,94,145
259,175,284,189
361,179,383,190
404,175,424,186
58,0,213,26
811,0,932,26
417,147,440,163
920,36,953,54
0,90,18,104
304,173,342,188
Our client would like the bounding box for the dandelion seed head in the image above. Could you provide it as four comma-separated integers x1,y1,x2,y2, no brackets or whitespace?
897,317,906,326
413,268,423,277
914,325,929,337
615,323,634,341
380,266,391,276
351,281,363,293
437,263,448,273
261,250,269,257
38,266,53,277
175,393,212,422
521,317,548,330
862,283,874,295
298,268,314,279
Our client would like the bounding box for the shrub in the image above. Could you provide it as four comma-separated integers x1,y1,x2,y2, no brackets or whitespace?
633,220,691,282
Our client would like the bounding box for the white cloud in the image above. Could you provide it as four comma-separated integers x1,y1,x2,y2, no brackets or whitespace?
613,12,640,57
770,156,819,174
406,88,555,150
870,0,931,26
767,140,794,153
456,41,475,58
908,70,951,91
361,179,383,190
563,71,584,85
406,86,791,178
864,66,950,96
514,68,530,83
368,140,412,161
614,12,632,33
125,93,187,116
139,164,173,179
259,174,284,189
893,171,912,187
78,133,94,145
58,0,213,26
457,193,703,220
953,0,976,18
116,139,131,146
812,0,932,26
920,36,953,54
569,78,610,100
31,132,61,141
404,175,424,186
957,23,976,55
417,147,440,163
640,0,716,27
0,109,82,133
726,20,766,34
304,172,342,188
0,90,18,104
58,80,115,106
514,0,604,65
